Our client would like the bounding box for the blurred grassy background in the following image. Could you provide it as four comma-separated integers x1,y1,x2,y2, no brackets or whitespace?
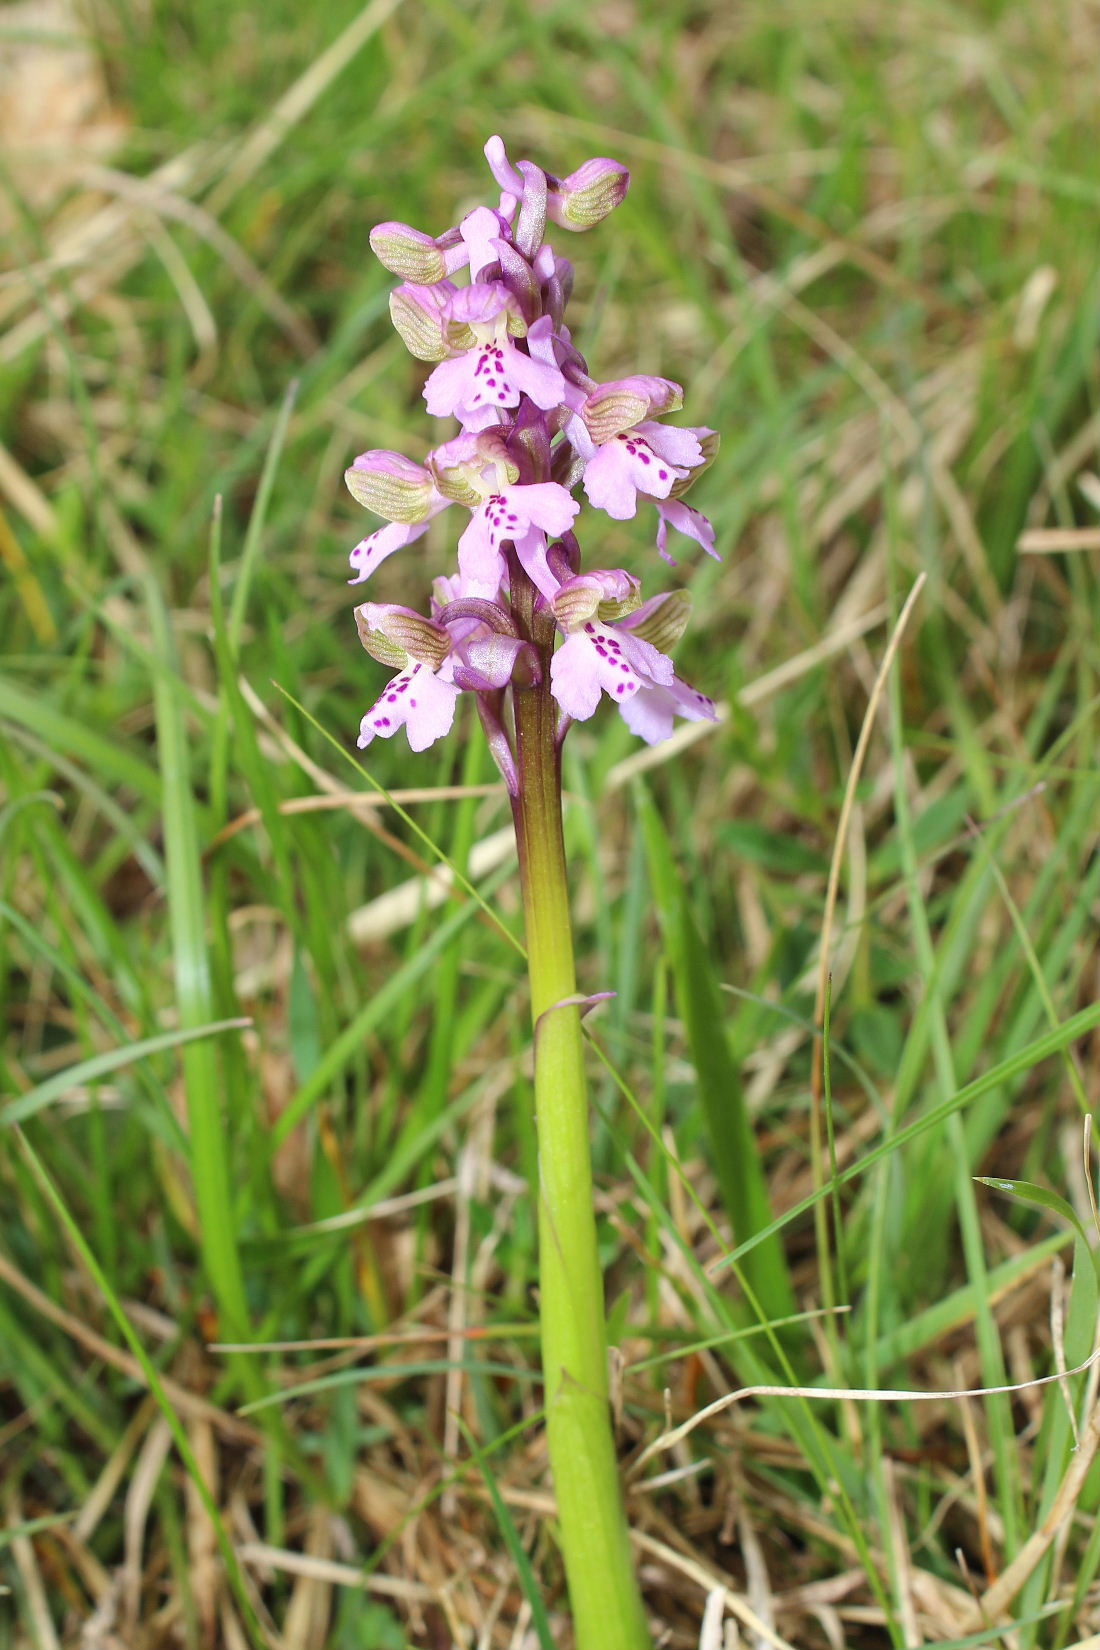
0,0,1097,1645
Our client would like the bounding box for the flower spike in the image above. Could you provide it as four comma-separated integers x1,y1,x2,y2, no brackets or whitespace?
352,134,718,751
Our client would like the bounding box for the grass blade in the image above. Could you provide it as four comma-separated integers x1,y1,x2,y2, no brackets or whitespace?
637,781,796,1322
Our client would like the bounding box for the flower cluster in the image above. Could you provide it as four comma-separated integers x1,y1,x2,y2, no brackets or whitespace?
345,136,719,781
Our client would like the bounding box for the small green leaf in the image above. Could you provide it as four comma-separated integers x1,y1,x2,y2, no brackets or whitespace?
975,1176,1096,1271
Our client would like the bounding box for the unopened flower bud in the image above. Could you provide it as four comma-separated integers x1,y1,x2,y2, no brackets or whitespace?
345,451,437,522
546,157,630,230
369,221,447,283
581,376,684,444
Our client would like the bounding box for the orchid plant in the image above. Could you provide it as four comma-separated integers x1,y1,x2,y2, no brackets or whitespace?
344,136,719,1649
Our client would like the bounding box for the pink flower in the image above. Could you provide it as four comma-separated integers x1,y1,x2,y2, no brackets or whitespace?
582,422,703,520
344,448,451,585
424,308,565,432
355,590,536,755
549,594,717,744
549,622,672,721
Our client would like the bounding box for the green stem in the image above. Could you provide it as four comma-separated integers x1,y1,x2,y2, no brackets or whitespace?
511,652,651,1650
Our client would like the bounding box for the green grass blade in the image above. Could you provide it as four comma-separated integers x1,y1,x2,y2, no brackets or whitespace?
0,1017,249,1128
228,379,298,650
146,576,251,1342
456,1415,557,1650
637,781,796,1322
714,1004,1100,1272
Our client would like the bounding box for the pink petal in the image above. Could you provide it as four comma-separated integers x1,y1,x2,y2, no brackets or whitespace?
348,521,429,585
460,206,505,279
507,348,566,411
457,508,508,594
637,420,704,469
357,665,458,752
581,439,642,519
653,499,719,561
549,632,603,721
404,668,460,750
447,282,512,327
549,624,659,719
619,677,718,745
514,482,580,537
484,135,524,196
513,527,557,599
423,354,480,419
